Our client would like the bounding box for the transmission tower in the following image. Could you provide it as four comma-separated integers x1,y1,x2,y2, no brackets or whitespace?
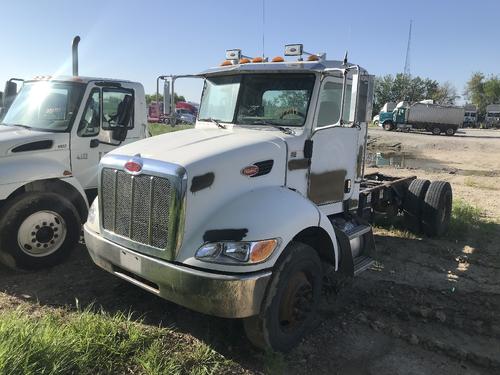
403,20,412,77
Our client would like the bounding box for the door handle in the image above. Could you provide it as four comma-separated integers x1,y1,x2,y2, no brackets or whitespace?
90,139,100,148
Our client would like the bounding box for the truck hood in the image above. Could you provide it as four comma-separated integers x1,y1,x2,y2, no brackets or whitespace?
109,127,287,167
0,125,68,156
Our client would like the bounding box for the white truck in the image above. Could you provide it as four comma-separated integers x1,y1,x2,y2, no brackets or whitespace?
0,37,148,270
84,45,453,351
485,104,500,128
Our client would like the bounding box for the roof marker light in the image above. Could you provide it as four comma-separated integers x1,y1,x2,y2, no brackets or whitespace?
271,56,284,62
239,58,251,64
307,54,319,61
220,60,233,66
252,57,264,63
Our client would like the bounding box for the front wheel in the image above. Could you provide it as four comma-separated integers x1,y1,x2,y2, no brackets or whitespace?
383,122,394,131
0,192,81,270
243,242,323,352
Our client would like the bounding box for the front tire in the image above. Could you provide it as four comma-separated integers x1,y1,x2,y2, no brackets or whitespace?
0,192,81,270
243,242,323,352
383,122,394,131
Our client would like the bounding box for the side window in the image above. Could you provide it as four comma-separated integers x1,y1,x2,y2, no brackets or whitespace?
316,81,352,127
102,89,134,129
78,89,101,137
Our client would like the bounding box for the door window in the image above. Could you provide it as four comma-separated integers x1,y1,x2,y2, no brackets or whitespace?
102,89,134,129
316,81,352,127
77,89,101,137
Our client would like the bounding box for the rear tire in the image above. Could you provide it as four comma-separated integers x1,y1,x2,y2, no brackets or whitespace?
445,127,456,136
243,242,323,352
403,179,430,233
421,181,452,237
0,192,81,270
431,126,442,135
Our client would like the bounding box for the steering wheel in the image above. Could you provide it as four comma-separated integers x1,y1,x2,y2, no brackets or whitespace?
279,108,306,119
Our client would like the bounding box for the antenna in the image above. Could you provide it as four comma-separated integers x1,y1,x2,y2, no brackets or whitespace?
262,0,265,57
403,20,412,77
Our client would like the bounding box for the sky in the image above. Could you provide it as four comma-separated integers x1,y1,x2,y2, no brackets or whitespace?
0,0,499,104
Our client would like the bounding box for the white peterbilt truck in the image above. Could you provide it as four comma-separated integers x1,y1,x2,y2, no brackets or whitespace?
0,37,148,269
84,45,453,351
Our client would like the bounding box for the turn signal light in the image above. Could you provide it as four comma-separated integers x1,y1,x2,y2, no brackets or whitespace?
271,56,285,62
250,239,278,263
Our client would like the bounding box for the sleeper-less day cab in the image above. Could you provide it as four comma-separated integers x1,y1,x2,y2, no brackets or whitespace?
0,37,148,269
84,45,453,351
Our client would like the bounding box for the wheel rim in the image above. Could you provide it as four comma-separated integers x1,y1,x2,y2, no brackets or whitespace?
433,127,441,135
278,271,314,333
17,211,67,257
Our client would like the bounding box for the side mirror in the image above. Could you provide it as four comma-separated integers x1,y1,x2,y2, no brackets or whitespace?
112,127,128,142
163,80,172,115
3,80,18,109
350,73,374,124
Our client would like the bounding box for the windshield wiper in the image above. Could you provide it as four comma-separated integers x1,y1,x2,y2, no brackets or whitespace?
200,118,226,129
250,120,295,135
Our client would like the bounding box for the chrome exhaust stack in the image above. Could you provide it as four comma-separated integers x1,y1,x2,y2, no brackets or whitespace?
72,36,81,77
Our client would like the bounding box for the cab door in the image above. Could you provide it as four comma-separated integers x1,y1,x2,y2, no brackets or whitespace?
308,75,360,213
70,84,135,191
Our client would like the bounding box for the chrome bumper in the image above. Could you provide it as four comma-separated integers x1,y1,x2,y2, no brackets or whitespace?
84,225,271,318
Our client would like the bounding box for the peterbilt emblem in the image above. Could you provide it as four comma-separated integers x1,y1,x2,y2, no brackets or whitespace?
124,157,143,174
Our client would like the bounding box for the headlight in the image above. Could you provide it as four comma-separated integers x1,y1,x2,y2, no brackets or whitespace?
195,239,279,264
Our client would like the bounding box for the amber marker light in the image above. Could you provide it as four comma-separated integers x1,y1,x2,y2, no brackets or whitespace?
271,56,285,62
239,58,251,64
307,54,319,61
220,60,232,66
252,57,264,63
250,239,279,263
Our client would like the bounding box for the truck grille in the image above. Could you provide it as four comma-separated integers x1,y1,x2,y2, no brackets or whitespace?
101,168,172,249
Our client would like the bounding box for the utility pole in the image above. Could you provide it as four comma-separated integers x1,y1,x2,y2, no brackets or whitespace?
404,20,412,77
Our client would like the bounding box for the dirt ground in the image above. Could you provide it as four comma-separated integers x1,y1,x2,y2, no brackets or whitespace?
1,127,499,374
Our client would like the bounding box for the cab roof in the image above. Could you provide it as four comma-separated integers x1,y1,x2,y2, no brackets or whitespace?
25,75,137,84
200,59,368,76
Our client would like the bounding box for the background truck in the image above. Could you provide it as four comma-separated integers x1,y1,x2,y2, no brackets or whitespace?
463,103,478,128
485,104,500,128
0,36,148,270
381,101,464,135
84,44,452,352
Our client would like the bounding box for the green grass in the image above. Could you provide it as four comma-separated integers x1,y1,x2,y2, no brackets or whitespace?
148,123,193,136
447,198,496,239
0,305,236,375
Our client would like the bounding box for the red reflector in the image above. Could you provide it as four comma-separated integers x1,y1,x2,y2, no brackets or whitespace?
241,165,259,177
125,161,142,173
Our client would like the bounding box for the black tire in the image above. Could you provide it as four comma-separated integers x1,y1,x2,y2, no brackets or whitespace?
421,181,452,237
383,122,394,131
243,242,323,352
0,192,81,270
431,126,442,135
445,127,456,136
403,179,431,233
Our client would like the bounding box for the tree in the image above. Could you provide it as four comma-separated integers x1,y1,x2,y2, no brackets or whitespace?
464,73,500,115
373,74,458,114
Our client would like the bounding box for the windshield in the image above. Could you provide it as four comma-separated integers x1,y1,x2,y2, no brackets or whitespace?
199,73,316,127
1,81,85,132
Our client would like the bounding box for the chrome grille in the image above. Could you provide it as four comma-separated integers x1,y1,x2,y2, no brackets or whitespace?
101,168,172,249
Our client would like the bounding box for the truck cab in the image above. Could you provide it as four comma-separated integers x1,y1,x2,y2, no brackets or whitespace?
84,45,382,351
0,75,147,270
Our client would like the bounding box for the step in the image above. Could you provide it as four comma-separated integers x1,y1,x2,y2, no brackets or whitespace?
345,224,372,240
354,256,375,276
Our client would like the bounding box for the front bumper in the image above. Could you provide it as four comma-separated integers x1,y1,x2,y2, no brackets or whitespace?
84,225,271,318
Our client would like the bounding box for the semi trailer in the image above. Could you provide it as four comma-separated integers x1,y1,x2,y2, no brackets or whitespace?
381,101,464,135
84,45,453,351
0,36,148,270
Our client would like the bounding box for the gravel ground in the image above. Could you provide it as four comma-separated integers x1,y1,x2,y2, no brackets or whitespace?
1,127,499,374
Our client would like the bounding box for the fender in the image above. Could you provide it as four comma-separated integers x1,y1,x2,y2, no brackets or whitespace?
0,153,72,200
180,186,339,273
